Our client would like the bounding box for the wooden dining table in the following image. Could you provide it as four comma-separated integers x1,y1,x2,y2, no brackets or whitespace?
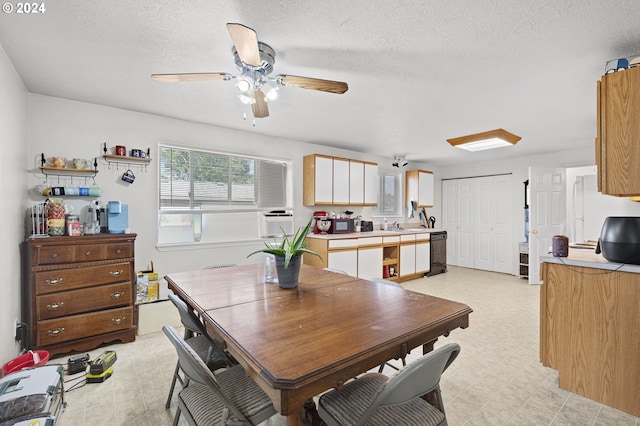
165,263,472,426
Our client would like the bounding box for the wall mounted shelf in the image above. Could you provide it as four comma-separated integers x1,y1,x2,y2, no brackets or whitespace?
102,154,151,172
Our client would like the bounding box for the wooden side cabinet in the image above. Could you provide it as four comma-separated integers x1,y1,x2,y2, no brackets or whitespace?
22,234,137,358
597,66,640,196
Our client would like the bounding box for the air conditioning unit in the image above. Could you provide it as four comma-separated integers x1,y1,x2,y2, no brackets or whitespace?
260,211,294,238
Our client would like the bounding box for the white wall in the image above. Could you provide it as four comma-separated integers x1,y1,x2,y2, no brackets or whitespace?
0,42,28,363
26,94,432,279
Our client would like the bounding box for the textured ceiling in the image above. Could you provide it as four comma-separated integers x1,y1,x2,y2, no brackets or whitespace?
1,0,639,166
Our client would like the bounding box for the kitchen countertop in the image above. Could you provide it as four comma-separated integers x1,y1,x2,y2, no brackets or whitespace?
306,228,447,240
540,249,640,273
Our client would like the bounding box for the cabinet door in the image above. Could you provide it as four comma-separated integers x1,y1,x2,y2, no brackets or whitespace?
599,66,640,196
364,162,379,205
415,241,430,273
333,158,350,204
357,246,383,279
315,156,334,204
349,161,365,205
418,171,434,207
328,250,358,276
399,244,416,277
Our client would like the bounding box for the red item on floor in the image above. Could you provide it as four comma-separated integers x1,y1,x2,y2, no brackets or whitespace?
1,350,49,377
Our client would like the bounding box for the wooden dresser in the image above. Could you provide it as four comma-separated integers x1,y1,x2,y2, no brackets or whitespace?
22,234,137,358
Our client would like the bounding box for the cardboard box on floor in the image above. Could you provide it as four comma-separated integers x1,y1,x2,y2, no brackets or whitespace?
137,261,159,303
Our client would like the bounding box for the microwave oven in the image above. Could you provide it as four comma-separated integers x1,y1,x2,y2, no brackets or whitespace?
329,218,354,234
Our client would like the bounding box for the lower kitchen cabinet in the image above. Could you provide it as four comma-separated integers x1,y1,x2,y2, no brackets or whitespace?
304,231,432,282
22,233,137,358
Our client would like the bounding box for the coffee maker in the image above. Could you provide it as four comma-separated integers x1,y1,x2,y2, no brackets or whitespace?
107,200,129,233
312,211,327,234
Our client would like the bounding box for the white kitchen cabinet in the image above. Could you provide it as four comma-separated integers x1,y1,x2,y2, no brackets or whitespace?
399,234,417,277
364,162,379,205
405,170,434,207
328,250,358,276
304,154,378,206
357,236,383,279
415,238,431,274
303,154,334,205
349,160,364,205
333,158,350,205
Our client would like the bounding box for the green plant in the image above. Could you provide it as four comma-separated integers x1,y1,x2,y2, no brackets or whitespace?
248,218,321,268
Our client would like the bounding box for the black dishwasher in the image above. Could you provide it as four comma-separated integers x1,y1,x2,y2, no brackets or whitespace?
427,231,447,276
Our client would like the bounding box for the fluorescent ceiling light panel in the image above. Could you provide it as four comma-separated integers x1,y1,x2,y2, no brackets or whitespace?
447,128,521,152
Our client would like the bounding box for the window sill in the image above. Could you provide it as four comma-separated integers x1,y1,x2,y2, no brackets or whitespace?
156,238,265,252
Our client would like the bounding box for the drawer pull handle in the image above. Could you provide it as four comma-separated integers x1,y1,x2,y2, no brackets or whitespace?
47,302,64,311
46,278,63,286
111,316,126,325
116,249,122,254
51,253,58,259
85,250,92,256
109,270,123,277
48,327,65,337
111,291,125,299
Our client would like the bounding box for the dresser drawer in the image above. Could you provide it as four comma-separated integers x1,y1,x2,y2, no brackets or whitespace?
37,306,133,347
105,243,133,260
35,262,131,295
72,244,104,262
37,282,132,320
36,246,72,265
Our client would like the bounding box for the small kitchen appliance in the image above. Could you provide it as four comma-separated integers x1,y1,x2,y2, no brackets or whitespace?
312,211,327,234
107,200,128,234
595,216,640,264
329,218,354,234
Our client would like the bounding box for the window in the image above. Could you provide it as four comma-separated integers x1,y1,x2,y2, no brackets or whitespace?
160,145,287,209
158,144,290,246
374,171,402,217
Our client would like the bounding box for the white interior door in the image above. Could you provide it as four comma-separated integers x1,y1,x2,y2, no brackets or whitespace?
528,167,566,284
457,178,476,268
475,175,512,273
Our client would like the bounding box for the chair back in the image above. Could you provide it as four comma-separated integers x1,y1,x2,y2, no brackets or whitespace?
162,325,248,422
204,263,237,269
323,267,348,275
374,343,460,406
168,292,207,336
369,277,402,288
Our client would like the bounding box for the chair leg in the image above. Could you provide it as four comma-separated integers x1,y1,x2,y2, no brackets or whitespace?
173,406,181,426
165,362,182,408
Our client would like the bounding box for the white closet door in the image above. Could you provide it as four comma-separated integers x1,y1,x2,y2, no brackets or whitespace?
475,175,512,274
443,175,513,274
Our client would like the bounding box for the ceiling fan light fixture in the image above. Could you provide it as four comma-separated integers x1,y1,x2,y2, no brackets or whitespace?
265,85,279,101
236,76,253,94
447,128,521,152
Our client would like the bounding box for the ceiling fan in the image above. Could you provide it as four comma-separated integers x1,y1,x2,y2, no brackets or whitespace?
151,23,349,119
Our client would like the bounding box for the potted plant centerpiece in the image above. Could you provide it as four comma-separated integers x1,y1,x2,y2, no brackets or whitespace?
248,218,321,289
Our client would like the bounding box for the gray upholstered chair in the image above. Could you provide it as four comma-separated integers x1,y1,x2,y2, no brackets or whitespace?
165,293,235,409
318,343,460,426
203,263,237,269
369,278,407,373
163,325,277,426
323,267,348,275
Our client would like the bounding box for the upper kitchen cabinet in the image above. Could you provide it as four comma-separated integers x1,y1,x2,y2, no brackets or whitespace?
597,66,640,196
405,169,434,207
303,154,378,206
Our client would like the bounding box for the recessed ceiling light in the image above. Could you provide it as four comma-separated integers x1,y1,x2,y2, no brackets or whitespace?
447,129,521,152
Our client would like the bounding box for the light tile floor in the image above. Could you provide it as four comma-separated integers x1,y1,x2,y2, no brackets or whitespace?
54,266,639,425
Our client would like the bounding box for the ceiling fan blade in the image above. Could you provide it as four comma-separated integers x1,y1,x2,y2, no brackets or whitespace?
277,74,348,94
151,73,230,82
226,23,261,67
252,90,269,118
